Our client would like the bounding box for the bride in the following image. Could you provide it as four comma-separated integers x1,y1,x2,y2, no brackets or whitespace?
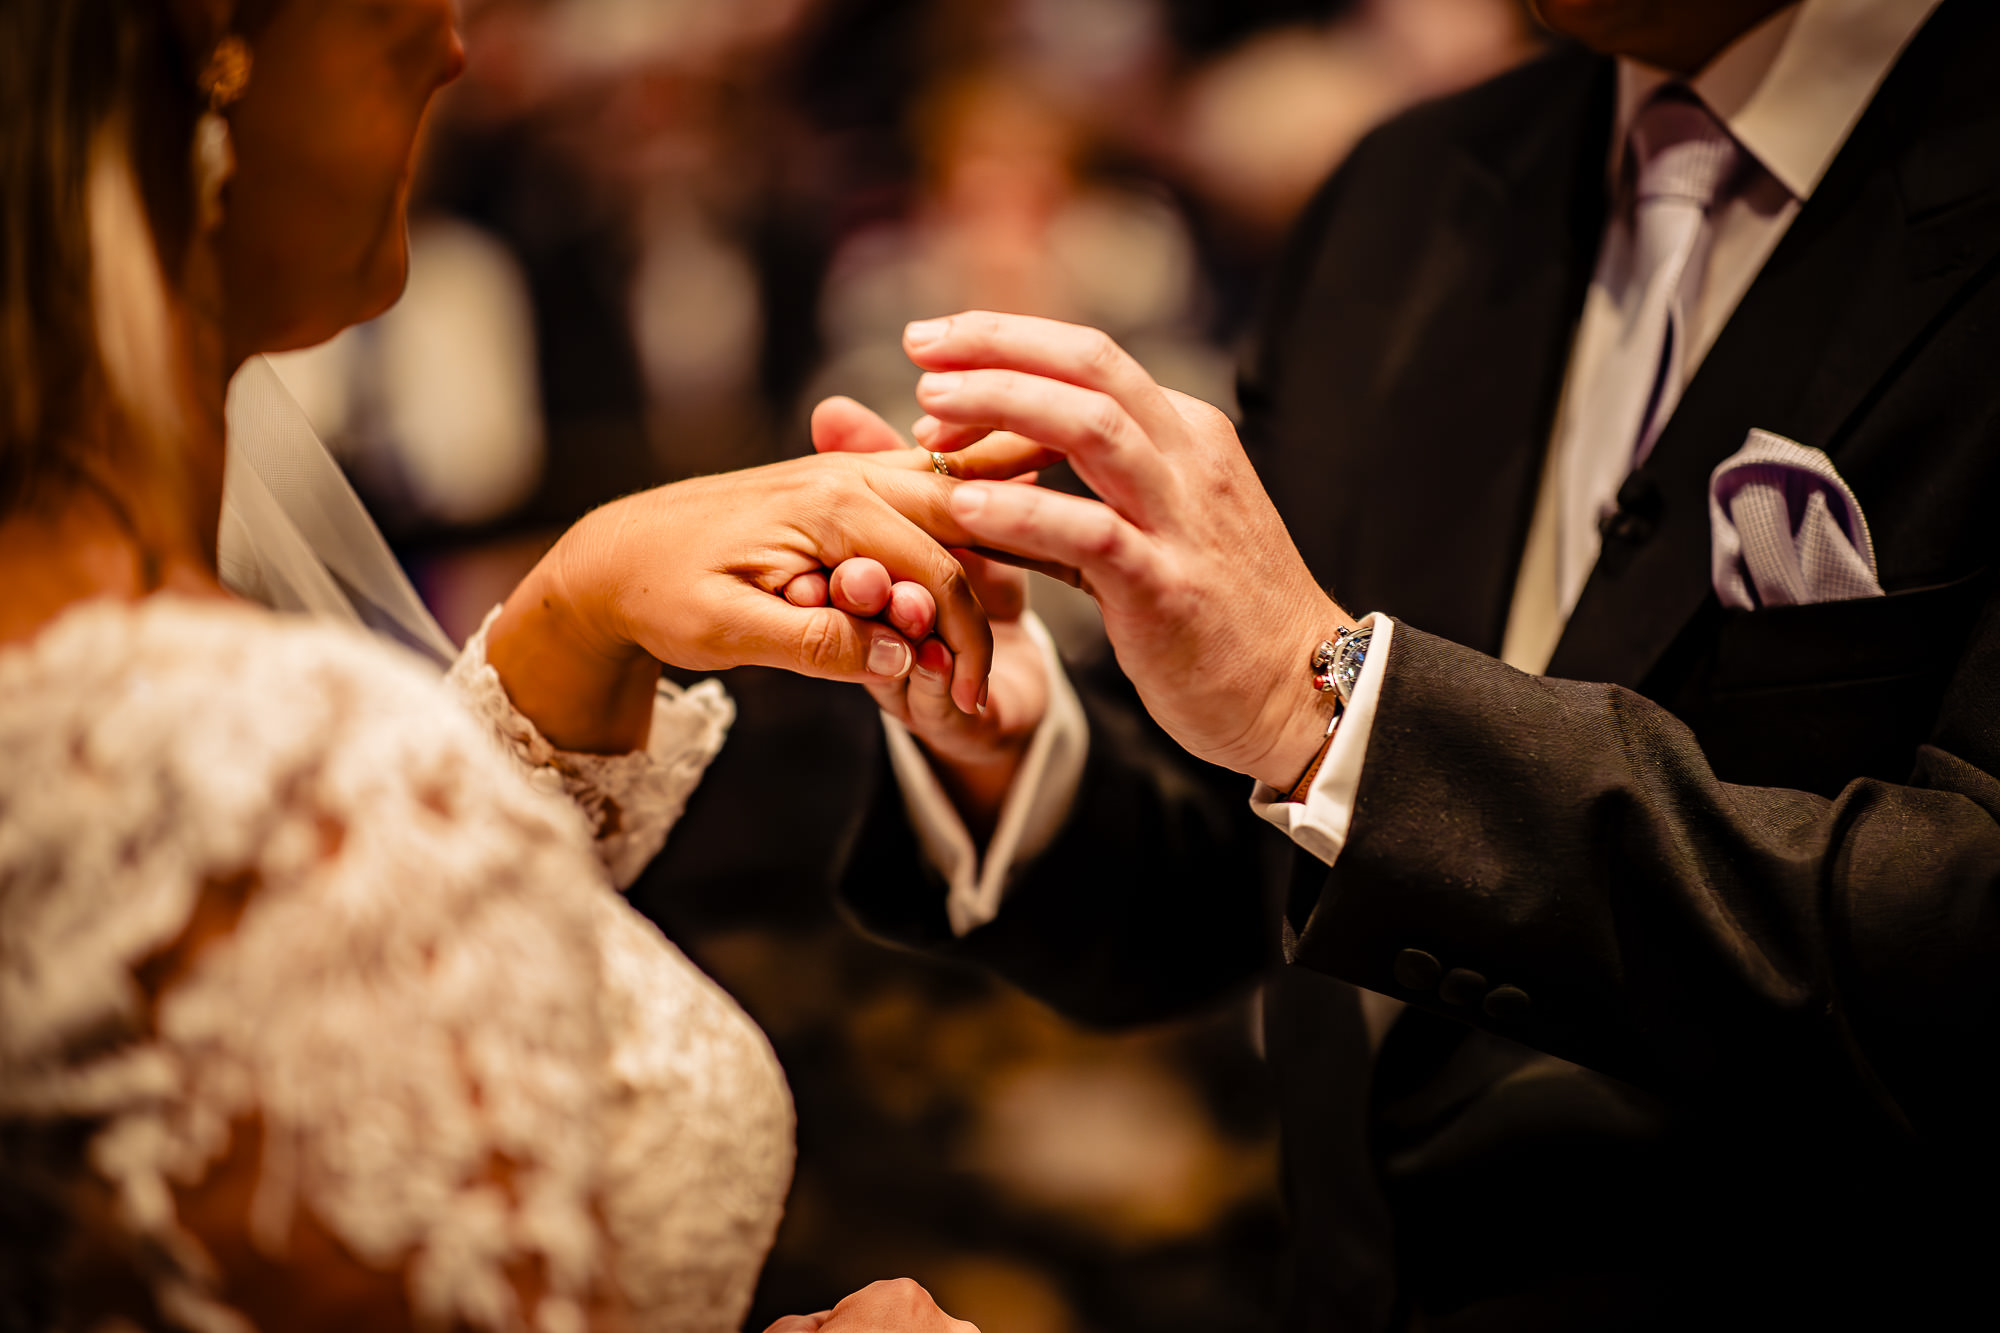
0,0,980,1329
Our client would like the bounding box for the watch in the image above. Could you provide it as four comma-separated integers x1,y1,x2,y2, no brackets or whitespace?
1289,623,1372,802
1311,624,1373,703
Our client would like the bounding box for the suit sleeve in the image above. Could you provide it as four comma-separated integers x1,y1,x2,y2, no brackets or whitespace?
1293,608,2000,1141
836,655,1287,1029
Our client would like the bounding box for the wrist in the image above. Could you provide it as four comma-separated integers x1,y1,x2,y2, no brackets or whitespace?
547,499,650,664
1283,705,1341,801
1252,689,1340,790
1248,601,1356,789
487,513,662,754
925,740,1031,845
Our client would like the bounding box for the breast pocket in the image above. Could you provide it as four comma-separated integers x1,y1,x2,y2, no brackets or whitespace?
1681,570,1992,796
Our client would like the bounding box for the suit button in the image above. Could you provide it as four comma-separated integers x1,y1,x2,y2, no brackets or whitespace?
1439,968,1487,1007
1393,949,1442,991
1483,985,1532,1023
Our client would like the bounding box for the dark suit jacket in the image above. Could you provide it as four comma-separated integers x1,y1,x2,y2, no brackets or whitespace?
840,3,2000,1326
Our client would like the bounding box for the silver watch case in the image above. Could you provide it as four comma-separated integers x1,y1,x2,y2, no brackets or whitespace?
1329,625,1372,703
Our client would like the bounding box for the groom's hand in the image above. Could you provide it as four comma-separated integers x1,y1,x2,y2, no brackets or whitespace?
762,1279,979,1333
907,310,1352,790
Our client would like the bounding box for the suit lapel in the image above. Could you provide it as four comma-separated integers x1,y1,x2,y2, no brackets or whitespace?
1329,53,1612,656
1546,0,2000,689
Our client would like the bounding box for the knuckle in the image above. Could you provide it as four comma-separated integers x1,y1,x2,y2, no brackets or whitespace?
1149,560,1191,612
798,611,849,673
1082,511,1124,560
1082,328,1123,379
1085,393,1127,449
878,1278,924,1307
826,458,869,493
941,563,975,607
1176,391,1228,431
963,311,1001,350
810,449,859,481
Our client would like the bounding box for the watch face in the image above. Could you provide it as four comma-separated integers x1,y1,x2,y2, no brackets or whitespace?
1332,629,1370,701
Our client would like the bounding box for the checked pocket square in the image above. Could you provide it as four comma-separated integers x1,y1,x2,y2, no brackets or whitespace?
1708,428,1885,612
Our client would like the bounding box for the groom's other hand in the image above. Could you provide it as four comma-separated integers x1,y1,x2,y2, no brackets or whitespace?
810,396,1050,838
767,1278,980,1333
906,311,1354,791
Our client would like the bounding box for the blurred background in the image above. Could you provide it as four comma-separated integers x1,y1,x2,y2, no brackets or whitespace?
267,1,1537,1327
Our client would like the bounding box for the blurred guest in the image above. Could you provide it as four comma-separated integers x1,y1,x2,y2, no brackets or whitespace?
811,64,1233,451
1171,0,1534,238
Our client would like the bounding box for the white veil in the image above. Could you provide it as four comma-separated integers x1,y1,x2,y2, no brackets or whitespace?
219,356,459,666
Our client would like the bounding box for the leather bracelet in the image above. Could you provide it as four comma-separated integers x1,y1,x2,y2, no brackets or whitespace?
1284,700,1344,802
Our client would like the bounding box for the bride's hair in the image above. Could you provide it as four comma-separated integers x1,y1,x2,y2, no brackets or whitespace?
0,0,210,1305
0,0,207,516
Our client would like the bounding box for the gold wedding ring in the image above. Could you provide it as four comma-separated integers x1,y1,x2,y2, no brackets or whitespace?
929,451,953,477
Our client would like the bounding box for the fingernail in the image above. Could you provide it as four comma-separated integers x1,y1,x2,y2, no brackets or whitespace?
868,638,911,678
913,638,954,683
920,372,963,399
905,318,947,347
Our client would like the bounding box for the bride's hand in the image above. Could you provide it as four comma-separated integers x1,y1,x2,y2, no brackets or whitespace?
762,1278,979,1333
486,454,994,754
807,397,1051,838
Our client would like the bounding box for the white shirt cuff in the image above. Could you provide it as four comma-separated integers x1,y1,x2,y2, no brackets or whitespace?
882,612,1089,937
1250,613,1395,866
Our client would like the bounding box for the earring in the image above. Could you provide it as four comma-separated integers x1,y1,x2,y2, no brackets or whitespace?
193,35,252,231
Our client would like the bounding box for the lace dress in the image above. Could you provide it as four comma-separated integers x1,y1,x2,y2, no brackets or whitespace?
0,596,794,1333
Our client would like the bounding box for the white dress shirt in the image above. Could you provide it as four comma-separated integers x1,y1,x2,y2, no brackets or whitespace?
893,0,1943,933
882,610,1089,936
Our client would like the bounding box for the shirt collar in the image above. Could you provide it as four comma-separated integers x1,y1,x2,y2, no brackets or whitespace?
1613,0,1944,202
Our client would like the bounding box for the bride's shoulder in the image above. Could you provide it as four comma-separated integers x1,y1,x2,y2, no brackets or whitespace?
6,594,476,752
0,594,592,857
4,592,445,715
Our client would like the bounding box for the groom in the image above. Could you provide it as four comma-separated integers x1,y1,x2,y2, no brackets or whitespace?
829,0,2000,1326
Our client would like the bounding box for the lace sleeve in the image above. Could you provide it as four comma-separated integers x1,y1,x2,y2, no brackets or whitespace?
0,601,620,1333
445,607,734,889
2,600,793,1333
